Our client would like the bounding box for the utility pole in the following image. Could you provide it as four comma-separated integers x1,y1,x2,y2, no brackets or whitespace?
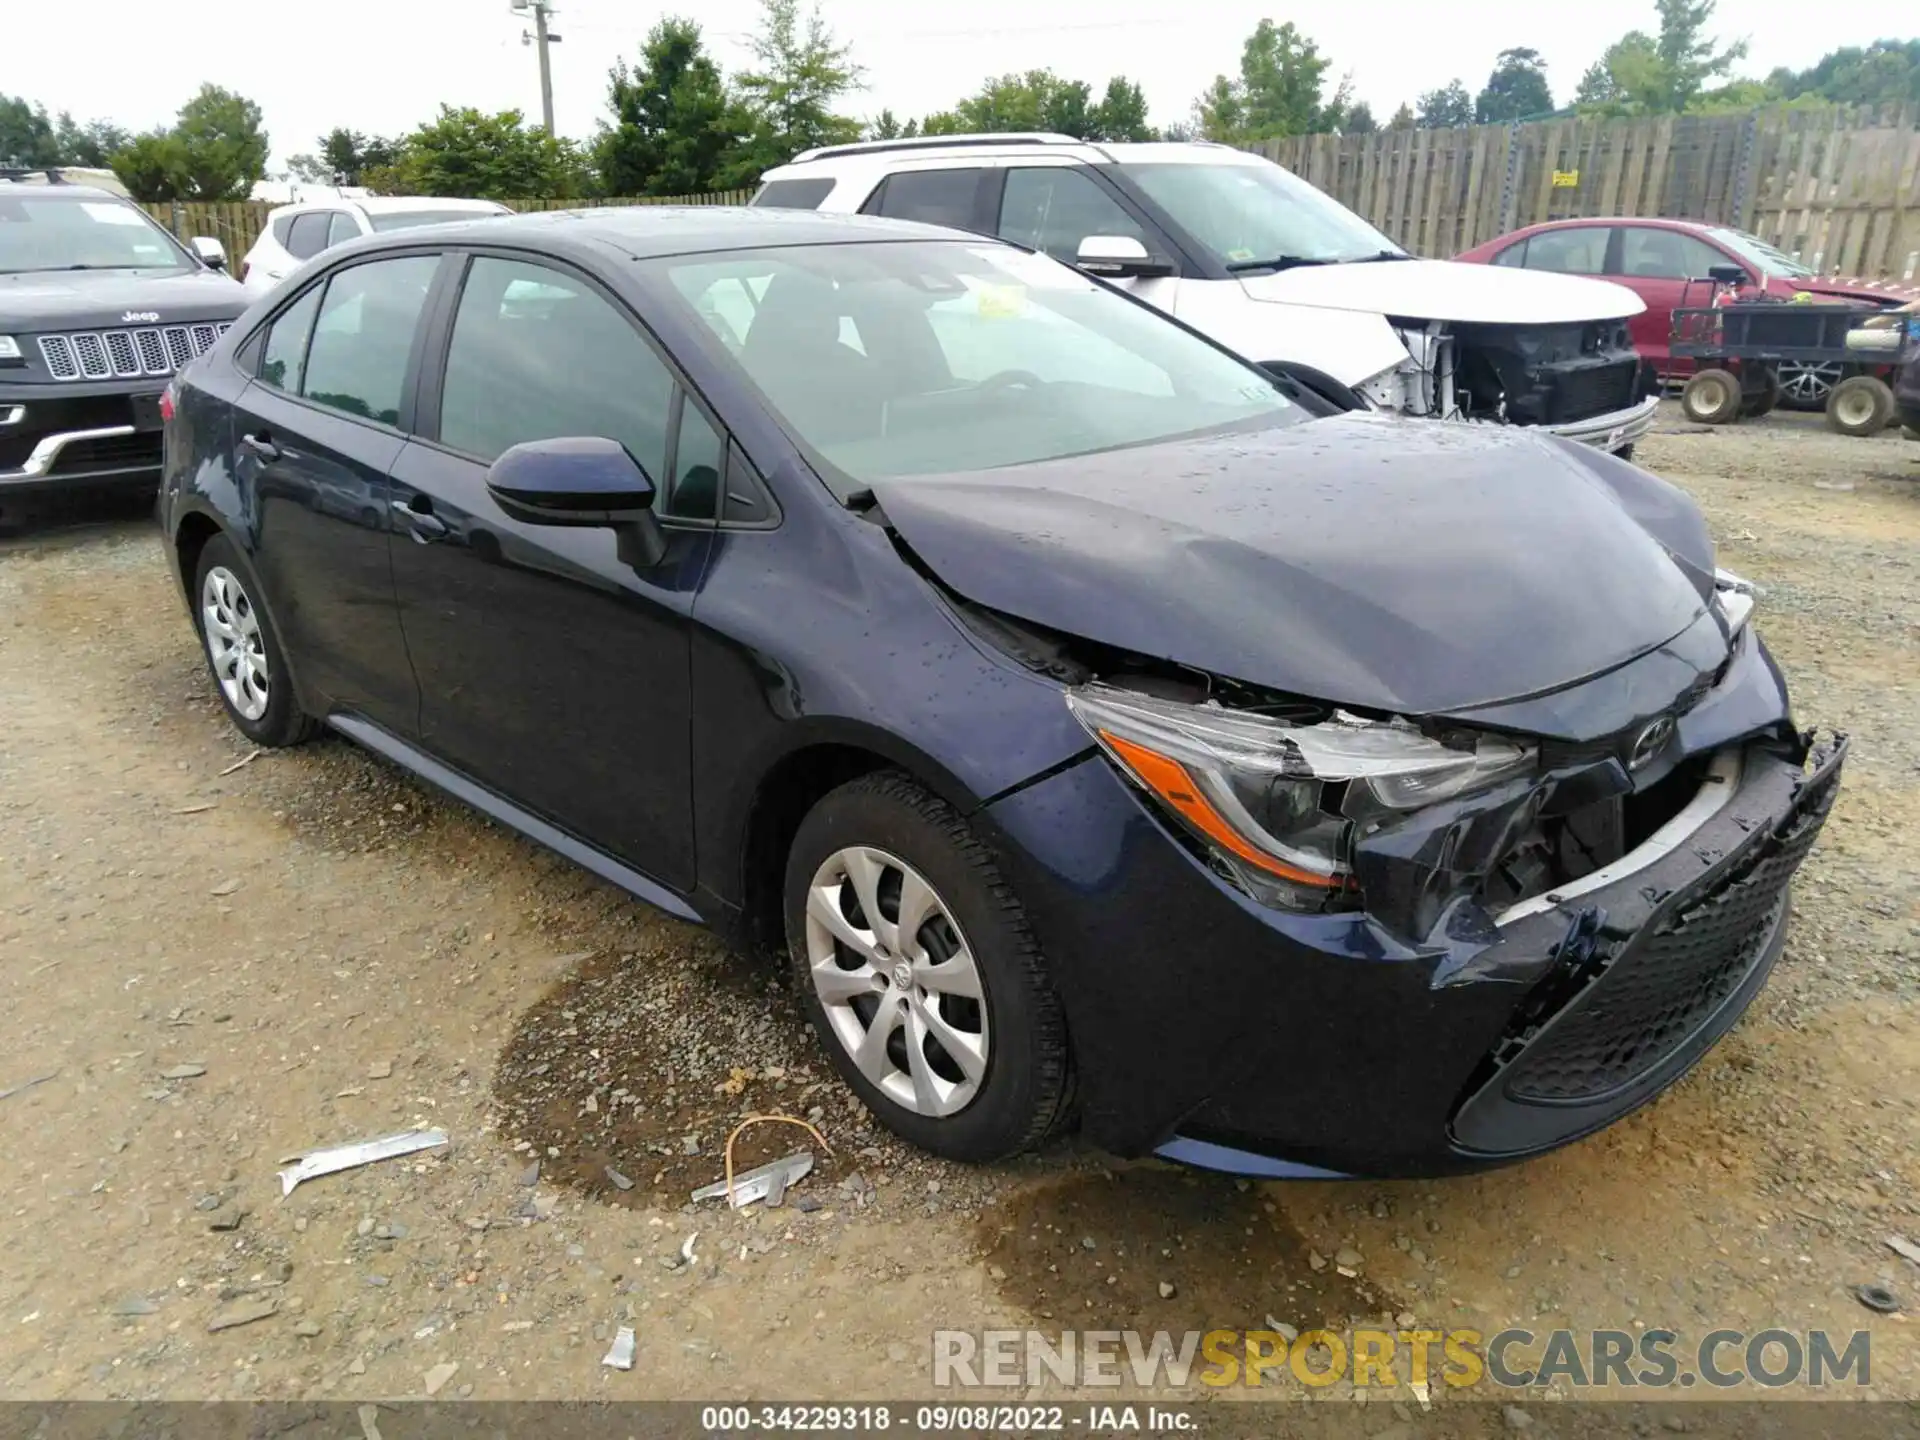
510,0,560,136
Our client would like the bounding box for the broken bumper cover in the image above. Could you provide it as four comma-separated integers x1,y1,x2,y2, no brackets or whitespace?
1535,393,1660,452
980,721,1843,1179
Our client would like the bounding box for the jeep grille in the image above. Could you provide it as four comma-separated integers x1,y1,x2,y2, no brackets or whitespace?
37,323,232,381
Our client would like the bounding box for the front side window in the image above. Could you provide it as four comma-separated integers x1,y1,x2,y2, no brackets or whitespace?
998,167,1148,263
1617,227,1727,281
1118,160,1400,269
258,283,323,393
1518,227,1608,276
439,256,682,508
660,240,1295,489
0,194,190,275
300,255,440,426
865,169,986,232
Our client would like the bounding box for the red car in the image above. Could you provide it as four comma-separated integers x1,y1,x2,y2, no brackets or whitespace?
1457,217,1915,408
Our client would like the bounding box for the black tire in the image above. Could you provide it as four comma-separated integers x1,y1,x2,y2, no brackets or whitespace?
191,533,319,748
783,771,1072,1162
1613,443,1636,463
1740,373,1780,419
1681,367,1742,425
1825,374,1894,437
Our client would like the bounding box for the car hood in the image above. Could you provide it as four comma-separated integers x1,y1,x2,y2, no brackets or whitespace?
1239,258,1644,325
1785,277,1918,306
871,414,1719,722
0,267,248,330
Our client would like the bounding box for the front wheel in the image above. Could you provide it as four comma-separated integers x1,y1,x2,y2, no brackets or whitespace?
783,772,1072,1162
1826,374,1894,437
1681,367,1742,425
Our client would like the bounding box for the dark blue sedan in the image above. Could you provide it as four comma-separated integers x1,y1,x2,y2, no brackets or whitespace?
158,206,1843,1177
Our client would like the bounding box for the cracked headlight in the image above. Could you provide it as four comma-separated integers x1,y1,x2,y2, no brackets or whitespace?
1066,683,1535,909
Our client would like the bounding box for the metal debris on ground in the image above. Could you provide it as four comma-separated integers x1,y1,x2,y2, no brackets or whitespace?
692,1152,813,1209
602,1325,636,1371
1855,1282,1902,1314
0,1070,59,1101
277,1128,449,1196
1888,1235,1920,1267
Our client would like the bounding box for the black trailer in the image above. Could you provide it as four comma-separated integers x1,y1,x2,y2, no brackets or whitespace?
1670,272,1912,435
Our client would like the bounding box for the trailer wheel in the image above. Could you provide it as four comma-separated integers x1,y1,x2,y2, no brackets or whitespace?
1740,372,1781,419
1681,368,1742,425
1825,375,1894,437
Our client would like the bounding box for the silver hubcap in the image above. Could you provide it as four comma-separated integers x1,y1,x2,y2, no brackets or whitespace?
201,566,270,721
1779,362,1839,405
804,846,988,1118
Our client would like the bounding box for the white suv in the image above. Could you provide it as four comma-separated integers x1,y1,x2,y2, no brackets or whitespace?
757,136,1659,455
239,196,511,295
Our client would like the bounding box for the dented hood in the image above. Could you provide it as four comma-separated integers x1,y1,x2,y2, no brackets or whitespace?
1239,258,1644,325
872,415,1718,718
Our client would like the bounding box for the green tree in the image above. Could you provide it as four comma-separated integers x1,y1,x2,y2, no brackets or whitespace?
919,70,1154,142
1092,77,1154,141
1576,1,1746,116
1387,102,1416,130
727,0,863,180
53,114,130,168
110,132,190,201
1416,80,1474,128
1475,47,1553,123
289,129,399,185
594,18,744,195
1341,101,1377,134
0,95,60,165
1768,40,1920,108
1195,19,1341,143
867,108,906,140
170,84,270,199
368,107,590,199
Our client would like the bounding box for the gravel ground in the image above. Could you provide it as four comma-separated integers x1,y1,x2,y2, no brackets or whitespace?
0,408,1916,1424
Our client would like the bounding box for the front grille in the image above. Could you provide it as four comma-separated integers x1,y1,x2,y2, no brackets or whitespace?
36,322,231,381
46,431,162,474
1498,779,1831,1104
1551,360,1638,423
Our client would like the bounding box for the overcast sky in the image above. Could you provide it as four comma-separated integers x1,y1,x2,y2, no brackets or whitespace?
12,0,1902,168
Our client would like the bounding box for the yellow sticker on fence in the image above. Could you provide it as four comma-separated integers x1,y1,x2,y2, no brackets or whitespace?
976,284,1029,318
1551,169,1579,188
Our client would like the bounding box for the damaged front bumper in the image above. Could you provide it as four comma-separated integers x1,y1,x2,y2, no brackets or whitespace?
980,677,1843,1177
1531,393,1660,453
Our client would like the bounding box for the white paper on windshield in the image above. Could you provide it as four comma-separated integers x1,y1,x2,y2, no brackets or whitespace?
81,203,148,226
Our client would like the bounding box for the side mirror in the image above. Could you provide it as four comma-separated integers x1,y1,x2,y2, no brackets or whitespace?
1705,263,1749,288
485,436,666,565
190,236,228,271
1075,235,1174,280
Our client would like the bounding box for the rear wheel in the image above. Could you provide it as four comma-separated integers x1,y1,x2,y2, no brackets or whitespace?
1740,372,1781,419
1776,360,1843,410
193,534,319,748
1681,367,1742,425
1826,375,1894,437
783,772,1071,1162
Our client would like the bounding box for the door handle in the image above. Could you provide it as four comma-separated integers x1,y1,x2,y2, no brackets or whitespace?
239,432,280,462
392,496,448,541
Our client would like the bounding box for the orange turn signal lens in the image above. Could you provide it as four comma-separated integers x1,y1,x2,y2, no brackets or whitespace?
1100,731,1341,889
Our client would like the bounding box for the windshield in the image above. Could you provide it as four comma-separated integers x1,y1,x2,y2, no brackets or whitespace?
0,193,192,274
1707,227,1814,279
1120,161,1403,270
368,209,503,233
655,240,1297,488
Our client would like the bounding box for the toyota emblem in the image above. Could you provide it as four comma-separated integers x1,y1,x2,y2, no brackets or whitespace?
1628,717,1675,771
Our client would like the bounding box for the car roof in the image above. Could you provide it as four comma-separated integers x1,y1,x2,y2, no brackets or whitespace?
267,195,510,217
766,135,1262,180
0,181,129,202
343,203,979,259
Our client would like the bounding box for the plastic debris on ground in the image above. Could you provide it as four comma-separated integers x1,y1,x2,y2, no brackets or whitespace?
602,1325,636,1370
692,1151,813,1209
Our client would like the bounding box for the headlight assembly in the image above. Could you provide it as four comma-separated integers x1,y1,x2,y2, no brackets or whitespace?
0,335,23,362
1065,682,1535,909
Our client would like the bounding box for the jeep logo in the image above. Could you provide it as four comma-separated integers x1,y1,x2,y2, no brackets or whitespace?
122,311,161,324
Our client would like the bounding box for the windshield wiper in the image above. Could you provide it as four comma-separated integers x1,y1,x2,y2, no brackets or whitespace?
1225,255,1335,273
7,263,134,273
1339,250,1414,263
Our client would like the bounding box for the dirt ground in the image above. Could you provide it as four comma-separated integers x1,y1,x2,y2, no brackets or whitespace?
1,407,1917,1423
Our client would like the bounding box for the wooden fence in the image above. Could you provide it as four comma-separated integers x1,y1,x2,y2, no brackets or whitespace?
143,189,756,262
1261,106,1920,279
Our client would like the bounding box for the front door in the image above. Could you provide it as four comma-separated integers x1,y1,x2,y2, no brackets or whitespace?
231,254,441,731
994,163,1182,317
1611,226,1735,377
386,253,719,892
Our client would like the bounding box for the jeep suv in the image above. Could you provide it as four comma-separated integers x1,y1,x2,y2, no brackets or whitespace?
1,169,249,523
757,135,1659,455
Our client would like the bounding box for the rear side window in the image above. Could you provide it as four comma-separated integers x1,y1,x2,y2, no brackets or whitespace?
270,214,297,247
300,255,440,426
257,284,322,393
863,169,986,232
325,212,361,249
753,178,835,210
285,212,332,261
1517,227,1608,276
438,256,692,513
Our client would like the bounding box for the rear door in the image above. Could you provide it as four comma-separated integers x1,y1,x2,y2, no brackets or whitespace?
228,252,443,731
385,251,717,890
860,166,995,235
